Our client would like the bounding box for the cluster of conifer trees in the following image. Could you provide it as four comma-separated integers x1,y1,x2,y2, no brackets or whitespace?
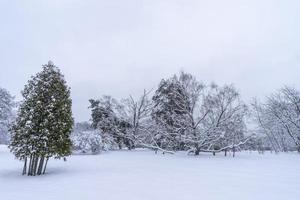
9,61,73,176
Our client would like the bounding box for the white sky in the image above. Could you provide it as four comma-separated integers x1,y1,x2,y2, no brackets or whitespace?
0,0,300,122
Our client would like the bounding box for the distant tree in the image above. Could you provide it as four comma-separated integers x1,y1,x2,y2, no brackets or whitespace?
177,72,207,155
89,96,129,149
198,84,249,157
117,90,153,149
151,75,191,151
252,86,300,152
0,87,15,144
9,61,73,176
152,72,249,155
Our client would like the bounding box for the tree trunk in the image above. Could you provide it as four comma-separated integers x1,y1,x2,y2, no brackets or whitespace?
131,143,135,150
43,157,49,174
195,143,200,156
213,151,216,156
233,147,236,157
195,149,200,156
37,157,44,175
30,156,35,176
22,157,27,175
33,156,38,176
28,155,33,176
224,149,227,157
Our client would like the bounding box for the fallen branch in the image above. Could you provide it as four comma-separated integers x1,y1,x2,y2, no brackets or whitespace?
139,143,174,154
199,134,254,153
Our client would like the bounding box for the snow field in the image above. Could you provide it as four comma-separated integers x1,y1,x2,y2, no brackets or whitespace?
1,145,300,200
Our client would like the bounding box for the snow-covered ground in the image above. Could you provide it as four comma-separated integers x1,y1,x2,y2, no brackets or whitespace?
1,145,300,200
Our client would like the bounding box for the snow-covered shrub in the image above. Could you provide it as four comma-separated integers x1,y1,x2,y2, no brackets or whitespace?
72,129,103,154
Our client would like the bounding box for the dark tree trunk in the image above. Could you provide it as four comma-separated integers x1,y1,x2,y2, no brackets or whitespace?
30,156,35,176
40,157,44,175
43,157,49,174
195,149,200,156
28,155,33,176
37,157,44,175
33,156,38,176
213,151,216,156
224,149,227,157
22,157,27,175
233,147,236,157
131,143,135,150
195,143,200,155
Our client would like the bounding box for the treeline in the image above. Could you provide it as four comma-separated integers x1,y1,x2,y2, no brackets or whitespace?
75,72,300,155
82,72,250,156
1,63,300,176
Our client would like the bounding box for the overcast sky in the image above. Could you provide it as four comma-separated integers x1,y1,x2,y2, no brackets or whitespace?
0,0,300,122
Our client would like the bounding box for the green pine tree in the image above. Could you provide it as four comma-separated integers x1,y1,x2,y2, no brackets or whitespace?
9,61,73,176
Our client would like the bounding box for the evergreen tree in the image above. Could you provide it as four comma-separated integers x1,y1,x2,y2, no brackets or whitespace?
89,96,123,149
0,87,15,144
151,76,191,150
9,61,73,176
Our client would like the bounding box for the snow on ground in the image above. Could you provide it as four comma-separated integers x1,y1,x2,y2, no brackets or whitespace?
1,145,300,200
